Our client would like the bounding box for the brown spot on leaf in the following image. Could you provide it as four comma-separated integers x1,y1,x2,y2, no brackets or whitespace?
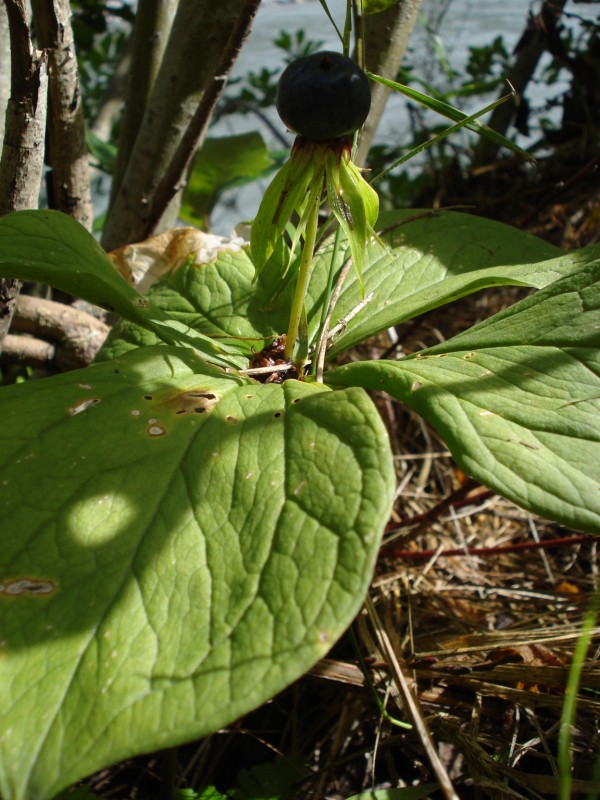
519,440,539,450
68,397,101,416
158,389,220,416
1,578,56,597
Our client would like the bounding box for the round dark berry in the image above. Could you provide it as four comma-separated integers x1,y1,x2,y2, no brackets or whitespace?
276,51,371,141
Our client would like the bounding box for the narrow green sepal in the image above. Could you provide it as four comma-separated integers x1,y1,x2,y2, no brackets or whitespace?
326,151,379,295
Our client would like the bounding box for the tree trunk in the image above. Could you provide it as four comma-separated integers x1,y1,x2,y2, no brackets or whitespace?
0,3,10,145
0,0,47,353
102,0,261,251
30,0,93,229
355,0,424,166
109,0,179,205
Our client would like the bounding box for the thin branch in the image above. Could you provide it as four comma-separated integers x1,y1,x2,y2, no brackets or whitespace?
314,256,354,382
0,0,48,352
473,0,568,166
89,43,130,143
365,595,460,800
1,333,56,367
0,3,10,144
0,0,47,214
5,294,109,369
30,0,92,229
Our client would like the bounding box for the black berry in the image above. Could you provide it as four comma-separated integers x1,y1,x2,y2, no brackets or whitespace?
276,51,371,142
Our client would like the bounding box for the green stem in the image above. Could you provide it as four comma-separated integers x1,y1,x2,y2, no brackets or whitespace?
284,193,320,367
311,224,343,378
349,626,412,730
558,587,600,800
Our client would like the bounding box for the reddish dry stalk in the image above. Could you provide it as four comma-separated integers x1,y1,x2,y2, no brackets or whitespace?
385,534,588,561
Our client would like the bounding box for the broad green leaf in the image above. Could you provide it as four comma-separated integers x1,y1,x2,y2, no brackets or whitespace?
176,789,227,800
327,263,600,534
0,210,244,368
85,129,117,174
230,757,304,799
305,209,592,355
99,239,290,362
104,210,566,364
0,346,394,800
181,133,275,228
347,785,439,800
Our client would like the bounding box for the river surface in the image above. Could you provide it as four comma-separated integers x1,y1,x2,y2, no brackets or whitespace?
212,0,576,233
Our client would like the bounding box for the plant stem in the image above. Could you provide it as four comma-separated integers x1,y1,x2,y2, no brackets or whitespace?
312,225,343,378
558,586,600,800
284,193,320,367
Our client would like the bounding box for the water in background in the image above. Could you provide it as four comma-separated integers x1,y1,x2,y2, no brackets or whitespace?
210,0,573,234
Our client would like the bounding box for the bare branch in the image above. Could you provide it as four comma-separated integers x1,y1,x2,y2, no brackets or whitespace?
473,0,568,166
0,0,47,214
7,294,109,369
30,0,93,229
0,3,10,144
102,0,261,251
89,45,130,143
1,332,56,368
0,0,48,352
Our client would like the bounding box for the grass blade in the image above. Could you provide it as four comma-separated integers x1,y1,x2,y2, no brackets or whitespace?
366,71,534,163
372,90,522,183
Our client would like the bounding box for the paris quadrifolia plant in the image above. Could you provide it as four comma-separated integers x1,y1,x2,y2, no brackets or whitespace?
0,6,599,800
251,50,378,368
251,43,529,375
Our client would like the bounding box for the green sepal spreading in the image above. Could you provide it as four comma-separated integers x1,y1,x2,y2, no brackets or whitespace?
250,136,379,309
250,140,325,273
326,148,379,293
